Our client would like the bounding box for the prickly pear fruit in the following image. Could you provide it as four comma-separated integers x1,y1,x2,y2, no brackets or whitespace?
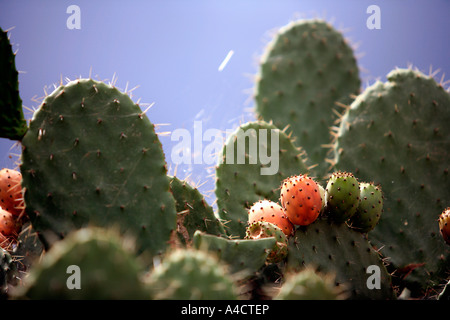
245,221,288,263
280,175,322,226
325,171,360,223
0,209,19,237
439,208,450,245
318,184,327,210
349,182,383,233
0,168,24,218
248,200,293,236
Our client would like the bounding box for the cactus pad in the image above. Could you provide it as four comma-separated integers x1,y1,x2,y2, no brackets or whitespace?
254,19,360,178
16,227,149,299
146,248,237,300
287,218,394,299
169,176,226,245
334,68,450,291
215,120,308,238
20,79,177,257
0,28,27,141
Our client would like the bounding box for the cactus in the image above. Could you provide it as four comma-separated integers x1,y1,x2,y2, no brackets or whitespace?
287,218,395,299
280,174,322,226
20,79,177,258
325,171,360,223
349,182,383,233
193,230,276,276
146,248,237,300
1,12,448,301
334,68,450,293
254,19,360,178
169,176,226,245
245,221,288,263
0,28,27,141
14,227,149,299
1,247,18,298
274,267,347,300
215,120,309,238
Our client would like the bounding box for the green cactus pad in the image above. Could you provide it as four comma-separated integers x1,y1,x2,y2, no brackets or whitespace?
287,218,395,299
245,221,288,263
0,28,27,140
20,79,176,258
334,68,450,292
254,19,360,178
146,248,237,300
215,120,309,238
275,267,346,300
193,230,276,276
15,227,149,299
169,176,226,245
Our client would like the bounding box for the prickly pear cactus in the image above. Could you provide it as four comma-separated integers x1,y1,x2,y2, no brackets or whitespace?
20,79,177,258
287,218,395,299
1,247,18,297
146,248,238,300
245,221,288,263
14,227,149,300
334,68,450,292
169,176,226,245
0,27,27,140
215,120,309,238
254,19,360,178
275,267,346,300
193,230,276,276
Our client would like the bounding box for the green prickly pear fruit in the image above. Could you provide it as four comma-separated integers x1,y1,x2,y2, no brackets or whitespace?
325,171,360,223
248,200,293,236
245,221,288,263
439,207,450,245
349,182,383,233
280,175,322,226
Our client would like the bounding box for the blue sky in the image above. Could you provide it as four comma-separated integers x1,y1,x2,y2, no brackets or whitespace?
1,0,449,204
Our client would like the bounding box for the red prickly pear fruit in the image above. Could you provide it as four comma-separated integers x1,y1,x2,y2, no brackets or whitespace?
280,175,322,226
0,208,20,237
0,168,24,218
248,200,294,236
439,207,450,246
